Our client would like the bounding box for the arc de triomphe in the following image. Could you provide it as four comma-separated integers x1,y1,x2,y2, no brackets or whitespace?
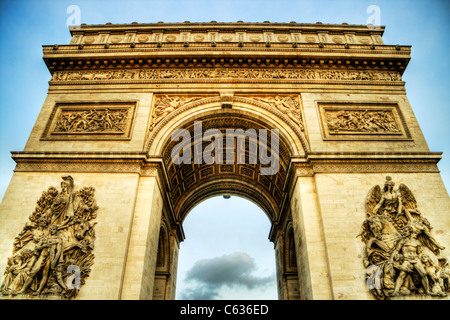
0,22,449,300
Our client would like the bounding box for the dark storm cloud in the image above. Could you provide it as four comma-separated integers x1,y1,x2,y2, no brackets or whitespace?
179,252,274,300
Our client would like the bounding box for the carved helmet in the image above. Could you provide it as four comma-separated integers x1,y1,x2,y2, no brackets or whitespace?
61,175,74,191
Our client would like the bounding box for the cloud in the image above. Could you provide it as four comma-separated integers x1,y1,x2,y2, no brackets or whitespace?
179,252,274,300
178,286,220,300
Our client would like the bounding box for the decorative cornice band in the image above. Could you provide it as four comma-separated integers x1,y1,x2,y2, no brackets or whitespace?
12,152,441,175
48,68,404,89
291,153,442,176
14,160,143,174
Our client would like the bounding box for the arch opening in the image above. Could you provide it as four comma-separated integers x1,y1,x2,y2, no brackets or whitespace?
150,96,305,300
174,196,278,300
159,107,297,223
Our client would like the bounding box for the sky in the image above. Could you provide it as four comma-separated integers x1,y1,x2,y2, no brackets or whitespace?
0,0,449,300
176,197,276,300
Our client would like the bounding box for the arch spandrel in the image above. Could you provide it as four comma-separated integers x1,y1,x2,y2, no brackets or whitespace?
145,95,304,223
145,95,309,156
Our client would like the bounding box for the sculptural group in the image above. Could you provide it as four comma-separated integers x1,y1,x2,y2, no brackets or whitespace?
0,176,98,299
359,176,449,299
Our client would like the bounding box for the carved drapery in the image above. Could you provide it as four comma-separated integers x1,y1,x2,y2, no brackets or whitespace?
0,176,98,299
359,176,449,299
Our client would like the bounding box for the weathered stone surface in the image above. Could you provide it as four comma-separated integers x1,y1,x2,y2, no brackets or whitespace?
0,21,448,300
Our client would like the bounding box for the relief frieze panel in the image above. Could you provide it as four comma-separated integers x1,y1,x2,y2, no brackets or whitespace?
53,109,129,134
317,102,411,140
50,68,402,83
327,110,400,134
41,102,136,140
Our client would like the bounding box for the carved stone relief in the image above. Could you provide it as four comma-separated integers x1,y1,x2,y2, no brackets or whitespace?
150,96,202,130
326,110,400,134
358,176,449,299
41,102,136,140
317,103,410,140
70,28,383,46
149,95,304,133
53,109,129,134
0,176,98,299
51,68,402,83
253,96,304,131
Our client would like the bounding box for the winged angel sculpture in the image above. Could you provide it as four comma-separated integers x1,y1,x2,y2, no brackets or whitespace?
255,96,304,131
0,176,98,299
359,176,448,299
150,95,201,131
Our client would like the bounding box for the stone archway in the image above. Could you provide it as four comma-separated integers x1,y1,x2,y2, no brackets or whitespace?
0,21,448,301
170,195,278,300
148,95,307,299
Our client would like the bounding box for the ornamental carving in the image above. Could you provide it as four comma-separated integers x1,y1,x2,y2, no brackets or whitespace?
317,103,410,140
53,108,129,134
51,68,401,83
149,95,304,133
0,176,98,299
150,96,202,130
41,103,136,141
326,110,400,134
254,96,304,130
358,176,449,299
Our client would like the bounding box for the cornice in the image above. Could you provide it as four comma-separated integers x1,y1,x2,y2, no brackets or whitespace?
44,43,409,54
43,43,410,75
12,151,441,170
288,152,442,177
302,151,443,161
11,151,149,161
43,22,409,75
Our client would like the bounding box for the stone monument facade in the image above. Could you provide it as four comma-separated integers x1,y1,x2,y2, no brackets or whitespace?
0,21,448,300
